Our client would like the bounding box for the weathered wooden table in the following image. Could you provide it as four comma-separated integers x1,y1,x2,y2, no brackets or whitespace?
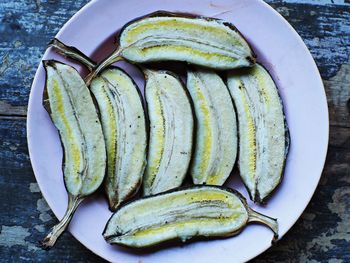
1,0,349,262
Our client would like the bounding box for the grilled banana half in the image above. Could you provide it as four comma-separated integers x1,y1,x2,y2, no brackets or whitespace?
227,64,289,203
143,69,194,196
86,11,255,81
90,68,147,211
45,40,148,210
103,185,278,248
42,61,106,248
119,12,254,69
187,68,237,185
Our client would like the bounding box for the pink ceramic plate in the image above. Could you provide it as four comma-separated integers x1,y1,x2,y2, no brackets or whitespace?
27,0,329,262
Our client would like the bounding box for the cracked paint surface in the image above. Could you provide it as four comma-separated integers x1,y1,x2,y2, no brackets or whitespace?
0,0,349,262
271,0,350,5
0,226,38,251
29,183,40,193
37,198,52,223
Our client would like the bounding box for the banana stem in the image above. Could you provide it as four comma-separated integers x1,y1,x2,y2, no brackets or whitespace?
49,38,123,85
85,49,122,85
247,207,279,244
49,39,96,71
41,195,83,249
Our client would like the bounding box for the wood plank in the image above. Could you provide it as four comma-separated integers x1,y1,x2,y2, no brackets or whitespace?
270,0,350,6
0,118,105,262
324,61,350,128
0,0,90,113
257,146,350,262
267,2,350,80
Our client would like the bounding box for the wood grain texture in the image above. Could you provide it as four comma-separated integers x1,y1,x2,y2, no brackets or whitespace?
0,0,349,262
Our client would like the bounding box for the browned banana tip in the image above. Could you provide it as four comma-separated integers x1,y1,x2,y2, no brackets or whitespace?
42,59,55,68
39,237,54,250
271,233,279,245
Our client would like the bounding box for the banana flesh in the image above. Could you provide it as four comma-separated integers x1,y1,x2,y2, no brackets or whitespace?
103,186,278,248
41,61,106,248
90,68,147,211
120,12,254,69
143,69,194,196
187,68,237,185
44,61,106,196
90,11,255,81
227,64,289,203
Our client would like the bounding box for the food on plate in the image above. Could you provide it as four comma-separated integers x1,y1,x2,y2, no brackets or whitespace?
40,11,290,253
49,39,96,71
41,61,106,248
103,185,278,248
91,68,147,211
227,64,289,203
47,41,148,211
51,11,255,83
143,69,194,196
187,67,237,185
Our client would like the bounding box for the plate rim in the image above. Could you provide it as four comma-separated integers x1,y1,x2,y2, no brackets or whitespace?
27,0,329,261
